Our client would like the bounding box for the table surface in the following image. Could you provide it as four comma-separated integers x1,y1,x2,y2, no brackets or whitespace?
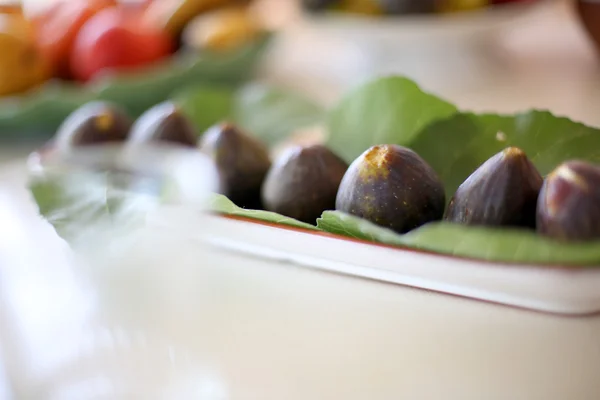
3,1,600,399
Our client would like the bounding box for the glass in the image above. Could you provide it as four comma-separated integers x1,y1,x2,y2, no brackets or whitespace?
0,143,228,399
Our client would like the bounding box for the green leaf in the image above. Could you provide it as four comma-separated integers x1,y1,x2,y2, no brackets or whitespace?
207,193,319,231
410,111,600,199
0,33,273,140
29,171,154,242
317,210,405,245
232,83,326,146
318,211,600,266
174,84,236,134
326,76,458,163
400,223,600,266
175,82,325,145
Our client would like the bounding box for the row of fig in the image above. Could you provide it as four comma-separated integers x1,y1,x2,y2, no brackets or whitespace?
445,147,600,242
52,100,270,208
336,144,600,243
51,100,600,243
262,142,600,243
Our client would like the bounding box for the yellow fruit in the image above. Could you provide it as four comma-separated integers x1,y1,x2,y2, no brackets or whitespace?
182,6,261,52
143,0,232,35
0,13,51,96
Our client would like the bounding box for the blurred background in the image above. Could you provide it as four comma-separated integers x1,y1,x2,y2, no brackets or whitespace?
256,0,599,117
0,0,596,161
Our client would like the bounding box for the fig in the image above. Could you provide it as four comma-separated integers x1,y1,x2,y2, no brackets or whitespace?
199,122,271,209
445,147,542,228
262,145,348,224
336,144,445,234
127,101,197,147
537,160,600,241
54,101,133,151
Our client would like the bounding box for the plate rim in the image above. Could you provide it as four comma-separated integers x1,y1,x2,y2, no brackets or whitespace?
216,213,600,271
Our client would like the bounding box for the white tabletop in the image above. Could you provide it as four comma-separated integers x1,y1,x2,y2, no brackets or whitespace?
3,1,600,399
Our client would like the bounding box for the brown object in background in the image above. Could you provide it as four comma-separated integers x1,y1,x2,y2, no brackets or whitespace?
576,0,600,52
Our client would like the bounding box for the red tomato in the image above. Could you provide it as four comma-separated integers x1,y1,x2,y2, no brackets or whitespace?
70,7,174,82
33,0,117,79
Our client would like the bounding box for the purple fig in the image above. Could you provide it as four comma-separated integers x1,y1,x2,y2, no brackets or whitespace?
445,147,543,229
335,144,445,233
199,122,271,209
54,101,132,151
262,144,348,224
537,160,600,241
128,101,198,148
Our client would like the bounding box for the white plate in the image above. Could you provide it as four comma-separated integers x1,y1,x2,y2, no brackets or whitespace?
154,212,600,317
18,143,600,317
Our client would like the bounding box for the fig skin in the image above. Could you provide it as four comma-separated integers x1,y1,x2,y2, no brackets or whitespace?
335,144,445,234
445,147,543,229
127,101,198,147
54,101,133,151
537,160,600,242
199,122,271,209
261,145,348,224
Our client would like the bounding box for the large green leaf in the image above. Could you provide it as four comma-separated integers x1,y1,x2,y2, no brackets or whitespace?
232,83,326,146
0,33,273,139
410,111,600,199
326,76,458,163
175,82,325,146
208,193,318,231
317,211,600,266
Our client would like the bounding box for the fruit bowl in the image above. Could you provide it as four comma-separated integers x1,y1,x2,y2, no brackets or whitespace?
300,0,549,37
298,0,552,58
